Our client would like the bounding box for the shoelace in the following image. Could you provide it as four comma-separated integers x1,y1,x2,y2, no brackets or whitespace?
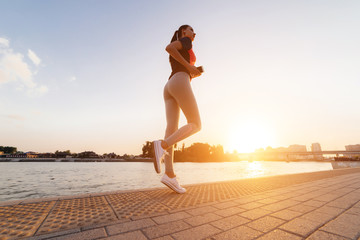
173,177,183,188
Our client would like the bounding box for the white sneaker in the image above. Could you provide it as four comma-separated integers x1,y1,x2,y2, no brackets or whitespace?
161,174,186,194
153,140,168,174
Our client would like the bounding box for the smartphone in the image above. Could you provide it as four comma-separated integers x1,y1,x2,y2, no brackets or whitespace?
197,66,204,73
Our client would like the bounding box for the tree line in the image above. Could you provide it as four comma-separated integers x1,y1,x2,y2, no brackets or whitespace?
142,141,238,162
2,143,239,162
0,146,17,154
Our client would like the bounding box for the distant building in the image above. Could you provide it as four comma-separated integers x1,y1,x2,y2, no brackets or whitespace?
345,144,360,151
25,152,38,158
311,143,322,152
345,144,360,158
311,143,323,160
38,153,56,158
288,145,307,152
288,145,307,160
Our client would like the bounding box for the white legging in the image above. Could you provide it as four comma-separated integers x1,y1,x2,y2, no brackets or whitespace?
163,72,201,175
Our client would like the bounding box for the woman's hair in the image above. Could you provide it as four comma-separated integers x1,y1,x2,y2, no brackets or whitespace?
170,25,190,43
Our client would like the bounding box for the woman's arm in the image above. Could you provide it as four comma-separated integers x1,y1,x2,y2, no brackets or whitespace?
166,41,201,77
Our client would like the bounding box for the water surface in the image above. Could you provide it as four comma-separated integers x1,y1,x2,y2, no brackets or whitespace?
0,161,333,202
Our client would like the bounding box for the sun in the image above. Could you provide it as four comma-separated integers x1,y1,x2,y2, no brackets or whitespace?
227,120,275,153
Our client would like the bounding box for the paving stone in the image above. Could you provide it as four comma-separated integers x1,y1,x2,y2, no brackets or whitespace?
233,197,257,205
256,229,303,240
153,236,174,240
240,208,273,220
345,207,360,216
37,197,116,235
279,217,323,237
0,200,23,206
210,215,250,231
212,201,238,209
303,200,326,208
214,206,246,217
271,194,292,200
313,193,341,202
131,211,170,221
306,230,350,240
246,216,285,233
279,191,305,199
288,204,316,213
315,205,345,217
301,211,335,224
185,206,218,216
152,212,191,224
211,225,262,240
292,192,324,202
326,192,360,209
50,228,106,240
183,212,222,227
105,230,147,240
270,209,303,221
335,187,357,194
261,199,300,212
167,206,198,214
353,201,360,208
171,224,221,240
81,219,130,231
106,218,156,235
1,168,360,240
239,202,264,210
27,228,81,240
320,213,360,239
143,220,190,239
256,198,280,204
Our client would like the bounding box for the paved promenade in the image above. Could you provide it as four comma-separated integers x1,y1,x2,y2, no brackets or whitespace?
1,168,360,240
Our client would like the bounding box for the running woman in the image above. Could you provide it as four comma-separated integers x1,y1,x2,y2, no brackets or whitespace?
153,25,202,194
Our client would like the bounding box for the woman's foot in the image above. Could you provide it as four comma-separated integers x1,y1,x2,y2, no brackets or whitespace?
160,174,186,194
153,140,168,174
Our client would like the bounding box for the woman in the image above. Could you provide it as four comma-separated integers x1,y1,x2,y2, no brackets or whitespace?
153,25,202,194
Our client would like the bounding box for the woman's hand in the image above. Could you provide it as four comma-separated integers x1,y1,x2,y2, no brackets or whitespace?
187,65,202,78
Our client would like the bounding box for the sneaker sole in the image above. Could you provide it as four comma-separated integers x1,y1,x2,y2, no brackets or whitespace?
153,141,161,174
161,180,186,194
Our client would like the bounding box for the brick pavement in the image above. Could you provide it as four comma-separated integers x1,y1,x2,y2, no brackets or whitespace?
1,168,360,239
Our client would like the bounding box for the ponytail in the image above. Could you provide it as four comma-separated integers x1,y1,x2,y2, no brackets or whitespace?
170,25,190,43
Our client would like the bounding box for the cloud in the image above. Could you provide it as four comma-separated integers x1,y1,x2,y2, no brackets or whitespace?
69,76,76,82
28,49,41,66
0,38,9,48
0,37,47,96
28,85,48,97
3,114,25,121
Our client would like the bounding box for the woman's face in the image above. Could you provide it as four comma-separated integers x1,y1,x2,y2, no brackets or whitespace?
182,26,196,41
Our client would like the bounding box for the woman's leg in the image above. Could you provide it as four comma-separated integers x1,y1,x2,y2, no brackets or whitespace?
163,72,201,148
163,82,180,178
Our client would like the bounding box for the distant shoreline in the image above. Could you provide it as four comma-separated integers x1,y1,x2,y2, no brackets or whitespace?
0,158,152,162
0,157,351,163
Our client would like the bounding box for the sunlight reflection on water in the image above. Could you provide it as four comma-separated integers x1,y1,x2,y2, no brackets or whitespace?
0,161,333,202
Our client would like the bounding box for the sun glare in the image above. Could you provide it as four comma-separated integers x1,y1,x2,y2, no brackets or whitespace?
227,121,275,153
247,161,265,178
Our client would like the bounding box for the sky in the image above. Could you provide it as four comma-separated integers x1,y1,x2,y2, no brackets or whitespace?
1,0,360,155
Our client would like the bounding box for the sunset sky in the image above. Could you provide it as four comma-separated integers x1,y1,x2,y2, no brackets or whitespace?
1,0,359,155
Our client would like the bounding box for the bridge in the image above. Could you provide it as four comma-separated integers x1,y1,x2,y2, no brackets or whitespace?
247,151,360,160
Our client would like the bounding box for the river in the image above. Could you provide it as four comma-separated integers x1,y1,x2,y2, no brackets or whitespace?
0,161,333,202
